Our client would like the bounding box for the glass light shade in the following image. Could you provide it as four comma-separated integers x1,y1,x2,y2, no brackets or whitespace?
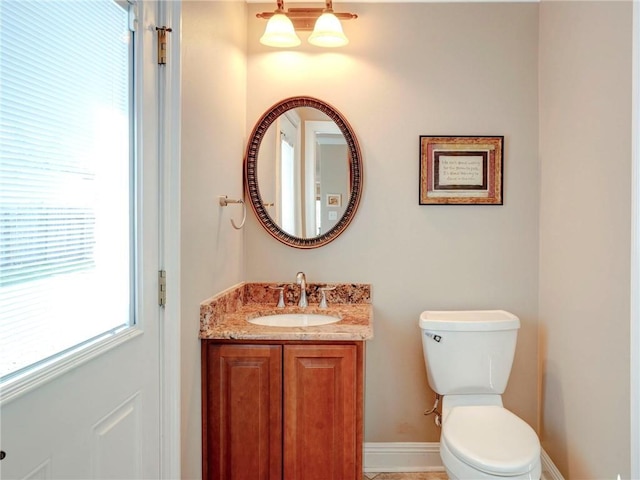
308,12,348,47
260,13,301,47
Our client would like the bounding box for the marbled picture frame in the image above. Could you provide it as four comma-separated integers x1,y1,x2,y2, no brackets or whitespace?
419,135,504,205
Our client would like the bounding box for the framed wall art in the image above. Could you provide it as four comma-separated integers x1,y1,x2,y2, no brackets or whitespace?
326,194,342,207
419,135,504,205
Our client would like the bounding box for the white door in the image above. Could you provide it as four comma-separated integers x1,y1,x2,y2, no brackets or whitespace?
0,1,166,478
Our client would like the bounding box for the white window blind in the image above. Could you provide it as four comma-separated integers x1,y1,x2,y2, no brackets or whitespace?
0,0,134,380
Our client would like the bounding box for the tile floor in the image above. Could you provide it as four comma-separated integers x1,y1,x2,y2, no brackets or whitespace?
363,473,449,480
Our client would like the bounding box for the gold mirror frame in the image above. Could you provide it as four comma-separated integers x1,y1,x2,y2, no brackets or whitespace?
244,96,363,249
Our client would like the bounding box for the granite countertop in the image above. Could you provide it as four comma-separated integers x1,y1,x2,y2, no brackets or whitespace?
199,282,373,341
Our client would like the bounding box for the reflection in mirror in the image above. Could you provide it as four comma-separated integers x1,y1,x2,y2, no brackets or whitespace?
245,97,362,249
257,107,349,238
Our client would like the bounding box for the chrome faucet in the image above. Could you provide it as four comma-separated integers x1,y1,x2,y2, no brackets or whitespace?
296,271,308,308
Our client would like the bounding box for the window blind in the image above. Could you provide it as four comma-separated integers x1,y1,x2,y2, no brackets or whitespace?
0,0,134,379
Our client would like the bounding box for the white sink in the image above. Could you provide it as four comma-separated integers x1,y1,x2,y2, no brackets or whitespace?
248,313,341,327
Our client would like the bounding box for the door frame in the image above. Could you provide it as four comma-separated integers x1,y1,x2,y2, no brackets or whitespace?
631,1,640,478
159,1,182,478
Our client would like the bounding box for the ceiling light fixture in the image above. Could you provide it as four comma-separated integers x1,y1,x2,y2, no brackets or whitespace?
259,0,301,48
257,0,357,48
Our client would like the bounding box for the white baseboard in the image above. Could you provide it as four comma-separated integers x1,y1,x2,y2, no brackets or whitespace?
363,442,564,480
541,449,565,480
363,442,444,473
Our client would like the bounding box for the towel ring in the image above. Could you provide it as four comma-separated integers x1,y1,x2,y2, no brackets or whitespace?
219,195,246,229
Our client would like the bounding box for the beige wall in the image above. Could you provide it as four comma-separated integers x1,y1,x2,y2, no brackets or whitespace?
245,2,540,442
180,1,635,478
538,1,633,478
180,2,247,478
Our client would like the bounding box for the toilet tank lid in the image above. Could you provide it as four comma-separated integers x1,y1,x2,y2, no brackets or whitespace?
419,310,520,331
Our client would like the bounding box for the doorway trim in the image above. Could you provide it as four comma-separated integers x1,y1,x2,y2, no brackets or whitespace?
159,1,182,478
631,1,639,478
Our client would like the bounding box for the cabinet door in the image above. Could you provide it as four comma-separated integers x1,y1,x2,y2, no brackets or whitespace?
202,343,282,480
283,344,357,480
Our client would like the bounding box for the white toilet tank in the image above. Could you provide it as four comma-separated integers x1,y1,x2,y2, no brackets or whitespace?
419,310,520,395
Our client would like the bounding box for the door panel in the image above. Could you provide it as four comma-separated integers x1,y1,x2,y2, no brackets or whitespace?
1,337,159,479
0,2,163,478
92,394,142,479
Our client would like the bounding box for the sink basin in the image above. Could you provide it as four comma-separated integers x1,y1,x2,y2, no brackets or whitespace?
248,313,341,327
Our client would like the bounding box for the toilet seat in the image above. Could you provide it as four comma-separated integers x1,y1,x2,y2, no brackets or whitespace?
442,405,540,476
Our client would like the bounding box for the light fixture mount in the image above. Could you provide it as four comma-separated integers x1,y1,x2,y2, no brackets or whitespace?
257,0,357,32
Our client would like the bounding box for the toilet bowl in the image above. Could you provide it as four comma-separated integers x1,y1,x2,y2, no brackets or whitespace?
419,310,541,480
440,402,541,479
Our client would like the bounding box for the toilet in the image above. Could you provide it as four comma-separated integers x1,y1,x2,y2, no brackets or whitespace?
419,310,541,480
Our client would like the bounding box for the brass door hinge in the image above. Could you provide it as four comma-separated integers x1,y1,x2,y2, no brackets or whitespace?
159,270,167,307
156,26,172,65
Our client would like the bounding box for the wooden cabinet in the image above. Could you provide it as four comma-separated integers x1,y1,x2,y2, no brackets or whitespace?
202,341,364,480
283,345,358,479
202,344,283,479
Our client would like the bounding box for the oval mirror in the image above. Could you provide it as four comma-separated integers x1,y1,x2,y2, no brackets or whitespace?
245,97,363,248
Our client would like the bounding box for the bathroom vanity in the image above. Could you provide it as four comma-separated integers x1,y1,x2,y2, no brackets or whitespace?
200,282,373,480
